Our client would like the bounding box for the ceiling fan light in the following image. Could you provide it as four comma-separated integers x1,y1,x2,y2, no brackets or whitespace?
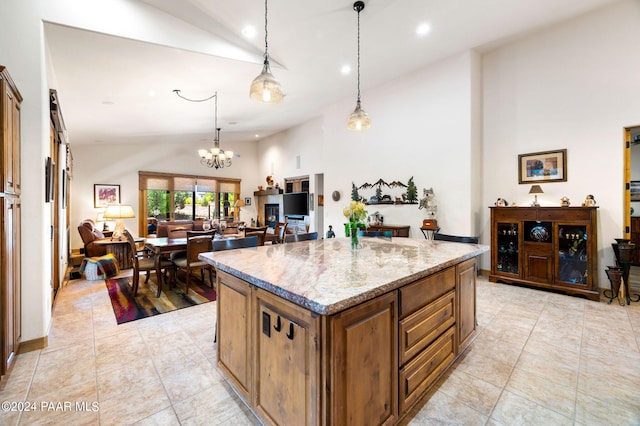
347,101,371,131
250,61,284,103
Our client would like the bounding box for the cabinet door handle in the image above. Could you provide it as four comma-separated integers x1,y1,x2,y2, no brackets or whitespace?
286,322,295,340
274,315,282,332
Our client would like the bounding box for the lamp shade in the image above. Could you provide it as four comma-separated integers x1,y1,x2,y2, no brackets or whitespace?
103,204,135,219
528,185,544,194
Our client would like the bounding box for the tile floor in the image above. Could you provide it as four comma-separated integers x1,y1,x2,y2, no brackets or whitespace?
0,270,639,425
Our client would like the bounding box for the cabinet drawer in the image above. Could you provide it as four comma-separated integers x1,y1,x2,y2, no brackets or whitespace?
399,326,455,412
399,267,455,318
399,291,455,365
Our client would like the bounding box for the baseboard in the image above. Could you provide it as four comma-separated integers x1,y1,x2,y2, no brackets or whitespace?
18,336,48,354
478,269,490,277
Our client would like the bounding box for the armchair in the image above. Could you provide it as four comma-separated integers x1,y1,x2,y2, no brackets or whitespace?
77,219,107,257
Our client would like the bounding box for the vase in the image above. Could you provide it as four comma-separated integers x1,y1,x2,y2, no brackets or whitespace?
350,224,360,250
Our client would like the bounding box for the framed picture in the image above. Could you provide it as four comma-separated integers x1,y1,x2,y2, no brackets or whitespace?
45,157,53,202
244,197,252,206
518,149,567,184
631,181,640,201
94,184,120,208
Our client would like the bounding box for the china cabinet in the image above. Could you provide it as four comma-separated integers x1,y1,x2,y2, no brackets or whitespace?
490,206,598,300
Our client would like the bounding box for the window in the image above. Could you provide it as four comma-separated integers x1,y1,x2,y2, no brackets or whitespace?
139,171,241,235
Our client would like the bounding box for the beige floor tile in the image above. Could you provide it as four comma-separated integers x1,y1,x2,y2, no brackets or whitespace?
407,390,488,425
98,378,171,426
491,390,573,425
505,368,576,418
514,350,578,389
575,391,640,425
161,361,226,404
132,406,181,425
435,369,502,416
97,357,159,402
455,349,515,388
173,380,259,425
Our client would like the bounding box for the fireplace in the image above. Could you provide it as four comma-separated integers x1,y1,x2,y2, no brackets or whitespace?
265,204,279,227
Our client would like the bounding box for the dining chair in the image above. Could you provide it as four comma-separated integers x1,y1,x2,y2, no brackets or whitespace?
433,233,479,244
358,230,393,239
172,234,215,295
245,228,268,246
124,230,174,297
284,232,318,243
212,235,259,251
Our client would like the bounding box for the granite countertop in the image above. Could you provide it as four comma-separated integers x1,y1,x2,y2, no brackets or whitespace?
199,237,489,315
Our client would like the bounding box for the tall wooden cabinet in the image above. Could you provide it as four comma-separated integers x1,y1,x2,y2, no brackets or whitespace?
0,66,22,379
489,207,598,300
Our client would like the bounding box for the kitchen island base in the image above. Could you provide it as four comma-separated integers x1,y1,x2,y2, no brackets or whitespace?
216,257,479,426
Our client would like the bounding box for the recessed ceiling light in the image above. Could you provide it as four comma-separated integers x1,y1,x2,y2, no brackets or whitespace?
255,134,259,138
242,25,257,38
416,23,431,37
341,65,351,75
101,100,114,105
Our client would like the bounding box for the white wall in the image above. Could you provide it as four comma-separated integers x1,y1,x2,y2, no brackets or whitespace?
70,138,260,251
258,51,482,240
482,0,640,285
0,0,53,341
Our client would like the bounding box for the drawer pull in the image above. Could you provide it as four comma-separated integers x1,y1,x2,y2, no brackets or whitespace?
274,315,282,332
286,323,295,340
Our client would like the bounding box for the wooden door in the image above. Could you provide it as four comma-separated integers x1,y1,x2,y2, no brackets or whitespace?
329,291,398,426
456,258,476,352
254,289,319,426
216,271,252,400
523,242,553,283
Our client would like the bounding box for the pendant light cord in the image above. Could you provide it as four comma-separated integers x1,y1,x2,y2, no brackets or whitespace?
264,0,269,63
356,5,361,103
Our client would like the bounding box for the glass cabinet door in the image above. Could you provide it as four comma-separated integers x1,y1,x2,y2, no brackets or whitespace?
496,222,519,274
557,224,588,284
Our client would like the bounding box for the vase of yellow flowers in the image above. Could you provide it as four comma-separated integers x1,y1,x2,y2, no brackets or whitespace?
343,200,367,250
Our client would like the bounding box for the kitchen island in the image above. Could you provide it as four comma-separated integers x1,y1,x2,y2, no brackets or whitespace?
200,237,488,426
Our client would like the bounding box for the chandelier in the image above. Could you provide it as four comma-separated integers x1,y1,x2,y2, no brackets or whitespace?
174,89,233,169
347,1,371,131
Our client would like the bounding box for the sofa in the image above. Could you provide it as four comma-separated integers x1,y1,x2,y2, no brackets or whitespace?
153,220,245,238
77,219,107,257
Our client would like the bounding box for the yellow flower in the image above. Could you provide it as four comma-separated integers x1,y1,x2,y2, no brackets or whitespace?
343,208,351,217
350,200,357,210
356,202,365,211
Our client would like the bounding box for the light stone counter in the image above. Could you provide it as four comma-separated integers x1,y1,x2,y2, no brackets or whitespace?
199,237,488,315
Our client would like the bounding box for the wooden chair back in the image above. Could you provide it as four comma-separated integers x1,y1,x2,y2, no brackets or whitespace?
245,228,268,246
433,233,479,244
186,235,213,263
284,232,318,243
186,230,216,237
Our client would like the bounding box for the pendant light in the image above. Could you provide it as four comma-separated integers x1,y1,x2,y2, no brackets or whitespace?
249,0,284,103
347,1,371,131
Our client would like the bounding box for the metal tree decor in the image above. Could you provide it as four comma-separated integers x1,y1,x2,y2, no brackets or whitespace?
351,182,360,201
406,177,417,203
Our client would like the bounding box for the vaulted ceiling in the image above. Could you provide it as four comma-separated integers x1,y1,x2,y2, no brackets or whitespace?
44,0,622,147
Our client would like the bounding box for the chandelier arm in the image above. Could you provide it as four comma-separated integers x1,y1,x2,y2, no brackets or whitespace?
172,89,217,103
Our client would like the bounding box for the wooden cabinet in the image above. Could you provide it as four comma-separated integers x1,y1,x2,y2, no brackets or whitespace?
217,272,253,400
0,67,21,380
329,292,398,426
284,176,309,193
630,217,640,265
217,257,478,425
1,67,21,195
456,258,476,352
489,207,599,300
254,289,320,426
367,224,410,237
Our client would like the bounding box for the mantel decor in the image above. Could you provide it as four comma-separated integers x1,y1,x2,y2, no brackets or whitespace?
94,184,120,208
518,149,567,184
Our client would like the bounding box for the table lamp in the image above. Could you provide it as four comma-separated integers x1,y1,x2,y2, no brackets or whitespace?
233,199,246,221
529,185,543,207
103,204,135,240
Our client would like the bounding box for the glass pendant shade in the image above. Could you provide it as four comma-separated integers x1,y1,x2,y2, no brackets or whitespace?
347,101,371,131
250,59,284,103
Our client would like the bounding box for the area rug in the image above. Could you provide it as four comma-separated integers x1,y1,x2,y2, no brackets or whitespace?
105,271,216,324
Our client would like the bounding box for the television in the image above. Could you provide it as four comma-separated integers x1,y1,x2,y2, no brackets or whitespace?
283,192,309,217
